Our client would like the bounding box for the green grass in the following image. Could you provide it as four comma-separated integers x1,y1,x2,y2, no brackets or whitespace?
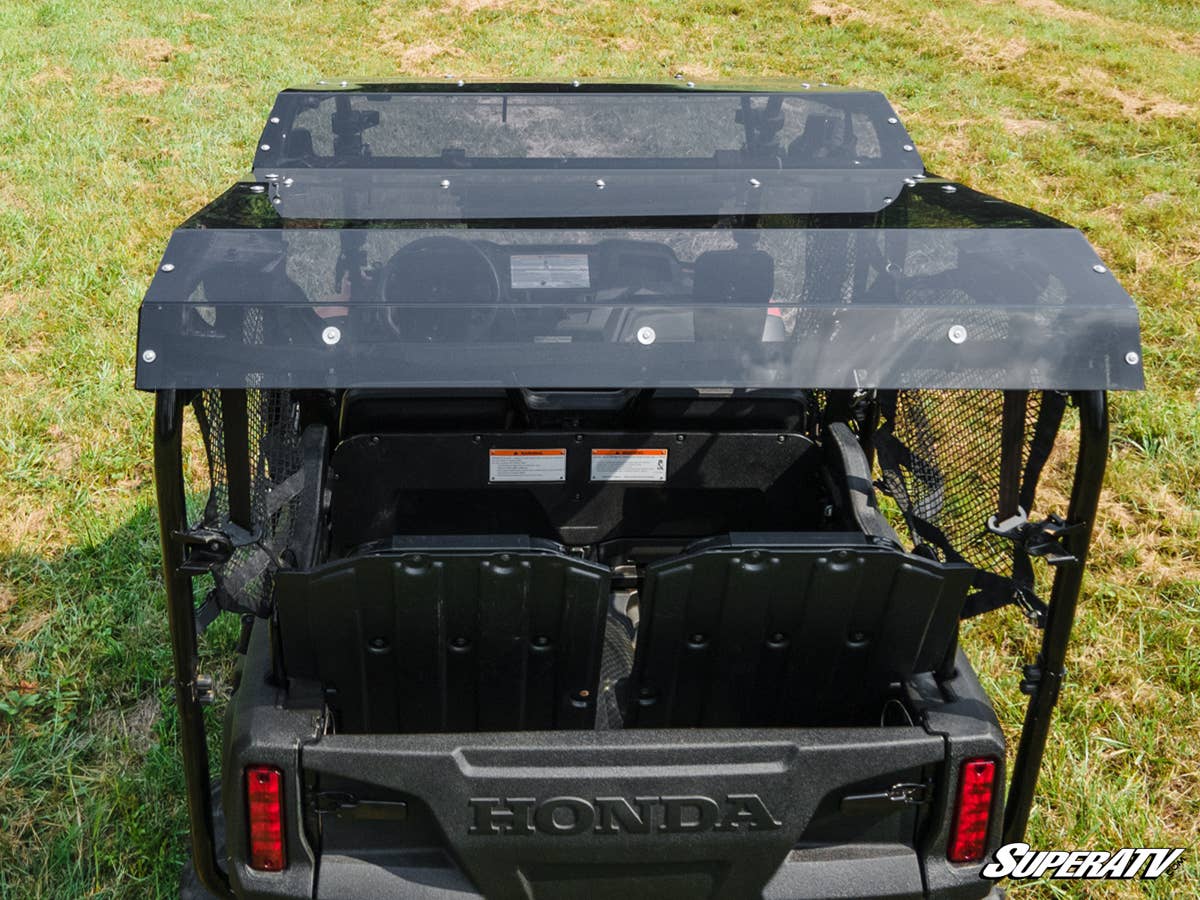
1,0,1197,896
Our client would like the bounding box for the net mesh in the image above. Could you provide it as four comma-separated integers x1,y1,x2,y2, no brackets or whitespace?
193,388,305,616
878,389,1052,579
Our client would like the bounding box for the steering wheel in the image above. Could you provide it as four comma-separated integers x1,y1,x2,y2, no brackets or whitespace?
378,236,502,341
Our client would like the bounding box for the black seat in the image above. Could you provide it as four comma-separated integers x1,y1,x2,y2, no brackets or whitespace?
626,535,974,728
275,537,610,733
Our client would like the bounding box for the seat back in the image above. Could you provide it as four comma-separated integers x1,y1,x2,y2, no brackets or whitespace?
627,536,974,727
275,538,610,733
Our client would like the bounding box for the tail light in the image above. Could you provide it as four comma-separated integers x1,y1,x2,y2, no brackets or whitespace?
948,757,996,863
245,765,287,871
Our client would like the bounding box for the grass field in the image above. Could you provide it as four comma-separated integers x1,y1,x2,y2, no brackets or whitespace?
1,0,1197,896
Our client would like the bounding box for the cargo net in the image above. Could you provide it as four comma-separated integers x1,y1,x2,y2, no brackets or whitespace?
193,388,306,617
875,389,1064,617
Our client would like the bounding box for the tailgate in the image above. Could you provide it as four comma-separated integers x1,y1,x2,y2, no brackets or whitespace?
302,729,945,899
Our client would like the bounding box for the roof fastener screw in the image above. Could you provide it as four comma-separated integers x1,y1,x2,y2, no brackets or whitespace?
1124,351,1140,365
322,326,342,345
572,79,581,87
283,177,294,186
748,177,761,187
686,81,695,88
260,143,270,151
272,196,281,205
887,116,898,124
1092,264,1108,273
264,173,279,181
801,82,811,89
902,144,914,152
249,184,265,193
948,324,968,344
883,196,893,204
439,179,451,189
904,177,917,187
457,79,464,87
637,325,656,345
941,184,957,193
269,116,280,124
674,73,684,80
595,178,606,189
142,349,157,363
340,80,348,87
160,263,175,272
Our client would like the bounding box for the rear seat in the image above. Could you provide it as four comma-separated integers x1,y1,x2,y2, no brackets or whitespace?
625,535,974,727
275,537,609,733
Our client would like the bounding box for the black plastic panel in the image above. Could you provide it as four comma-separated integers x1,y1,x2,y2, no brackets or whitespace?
275,543,609,732
327,431,821,551
628,537,975,727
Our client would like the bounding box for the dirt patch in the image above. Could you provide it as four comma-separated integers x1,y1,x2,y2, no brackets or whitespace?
119,37,185,65
960,35,1030,69
100,76,166,97
442,0,518,10
31,65,71,87
1058,66,1194,121
0,584,14,618
392,41,464,68
0,293,21,316
808,1,861,26
1002,117,1052,136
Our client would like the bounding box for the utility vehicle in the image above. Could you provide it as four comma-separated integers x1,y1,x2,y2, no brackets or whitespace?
136,81,1143,899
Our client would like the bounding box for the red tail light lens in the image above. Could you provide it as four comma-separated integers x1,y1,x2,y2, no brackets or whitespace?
245,765,287,872
948,757,996,863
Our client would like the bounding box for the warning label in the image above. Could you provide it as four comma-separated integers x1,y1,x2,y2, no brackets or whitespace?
590,449,669,482
489,448,567,483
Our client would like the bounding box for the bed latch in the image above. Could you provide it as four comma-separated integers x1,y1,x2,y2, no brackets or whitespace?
840,782,930,815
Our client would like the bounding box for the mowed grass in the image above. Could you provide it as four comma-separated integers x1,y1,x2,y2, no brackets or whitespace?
0,0,1197,896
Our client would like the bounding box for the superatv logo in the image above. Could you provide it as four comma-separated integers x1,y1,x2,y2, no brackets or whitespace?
983,843,1184,880
468,794,781,836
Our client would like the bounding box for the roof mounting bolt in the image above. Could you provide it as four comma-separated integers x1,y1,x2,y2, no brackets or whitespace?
283,177,294,187
264,173,279,181
572,79,581,87
748,177,761,188
339,80,348,87
595,178,606,189
941,184,957,193
269,116,281,124
887,116,899,124
322,326,342,346
260,143,271,151
637,326,656,345
902,144,914,152
819,81,829,86
142,349,157,363
272,196,281,205
442,73,453,79
686,81,695,88
249,184,265,193
947,324,968,344
883,196,893,204
160,263,175,272
317,80,327,85
801,82,811,89
1124,351,1140,365
904,177,917,186
457,79,464,87
1092,264,1108,273
439,179,451,189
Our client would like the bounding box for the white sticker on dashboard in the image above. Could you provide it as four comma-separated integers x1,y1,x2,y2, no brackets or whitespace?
489,448,567,483
590,449,668,482
510,254,591,289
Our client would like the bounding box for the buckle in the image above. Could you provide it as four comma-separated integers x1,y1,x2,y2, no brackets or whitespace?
986,507,1084,567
